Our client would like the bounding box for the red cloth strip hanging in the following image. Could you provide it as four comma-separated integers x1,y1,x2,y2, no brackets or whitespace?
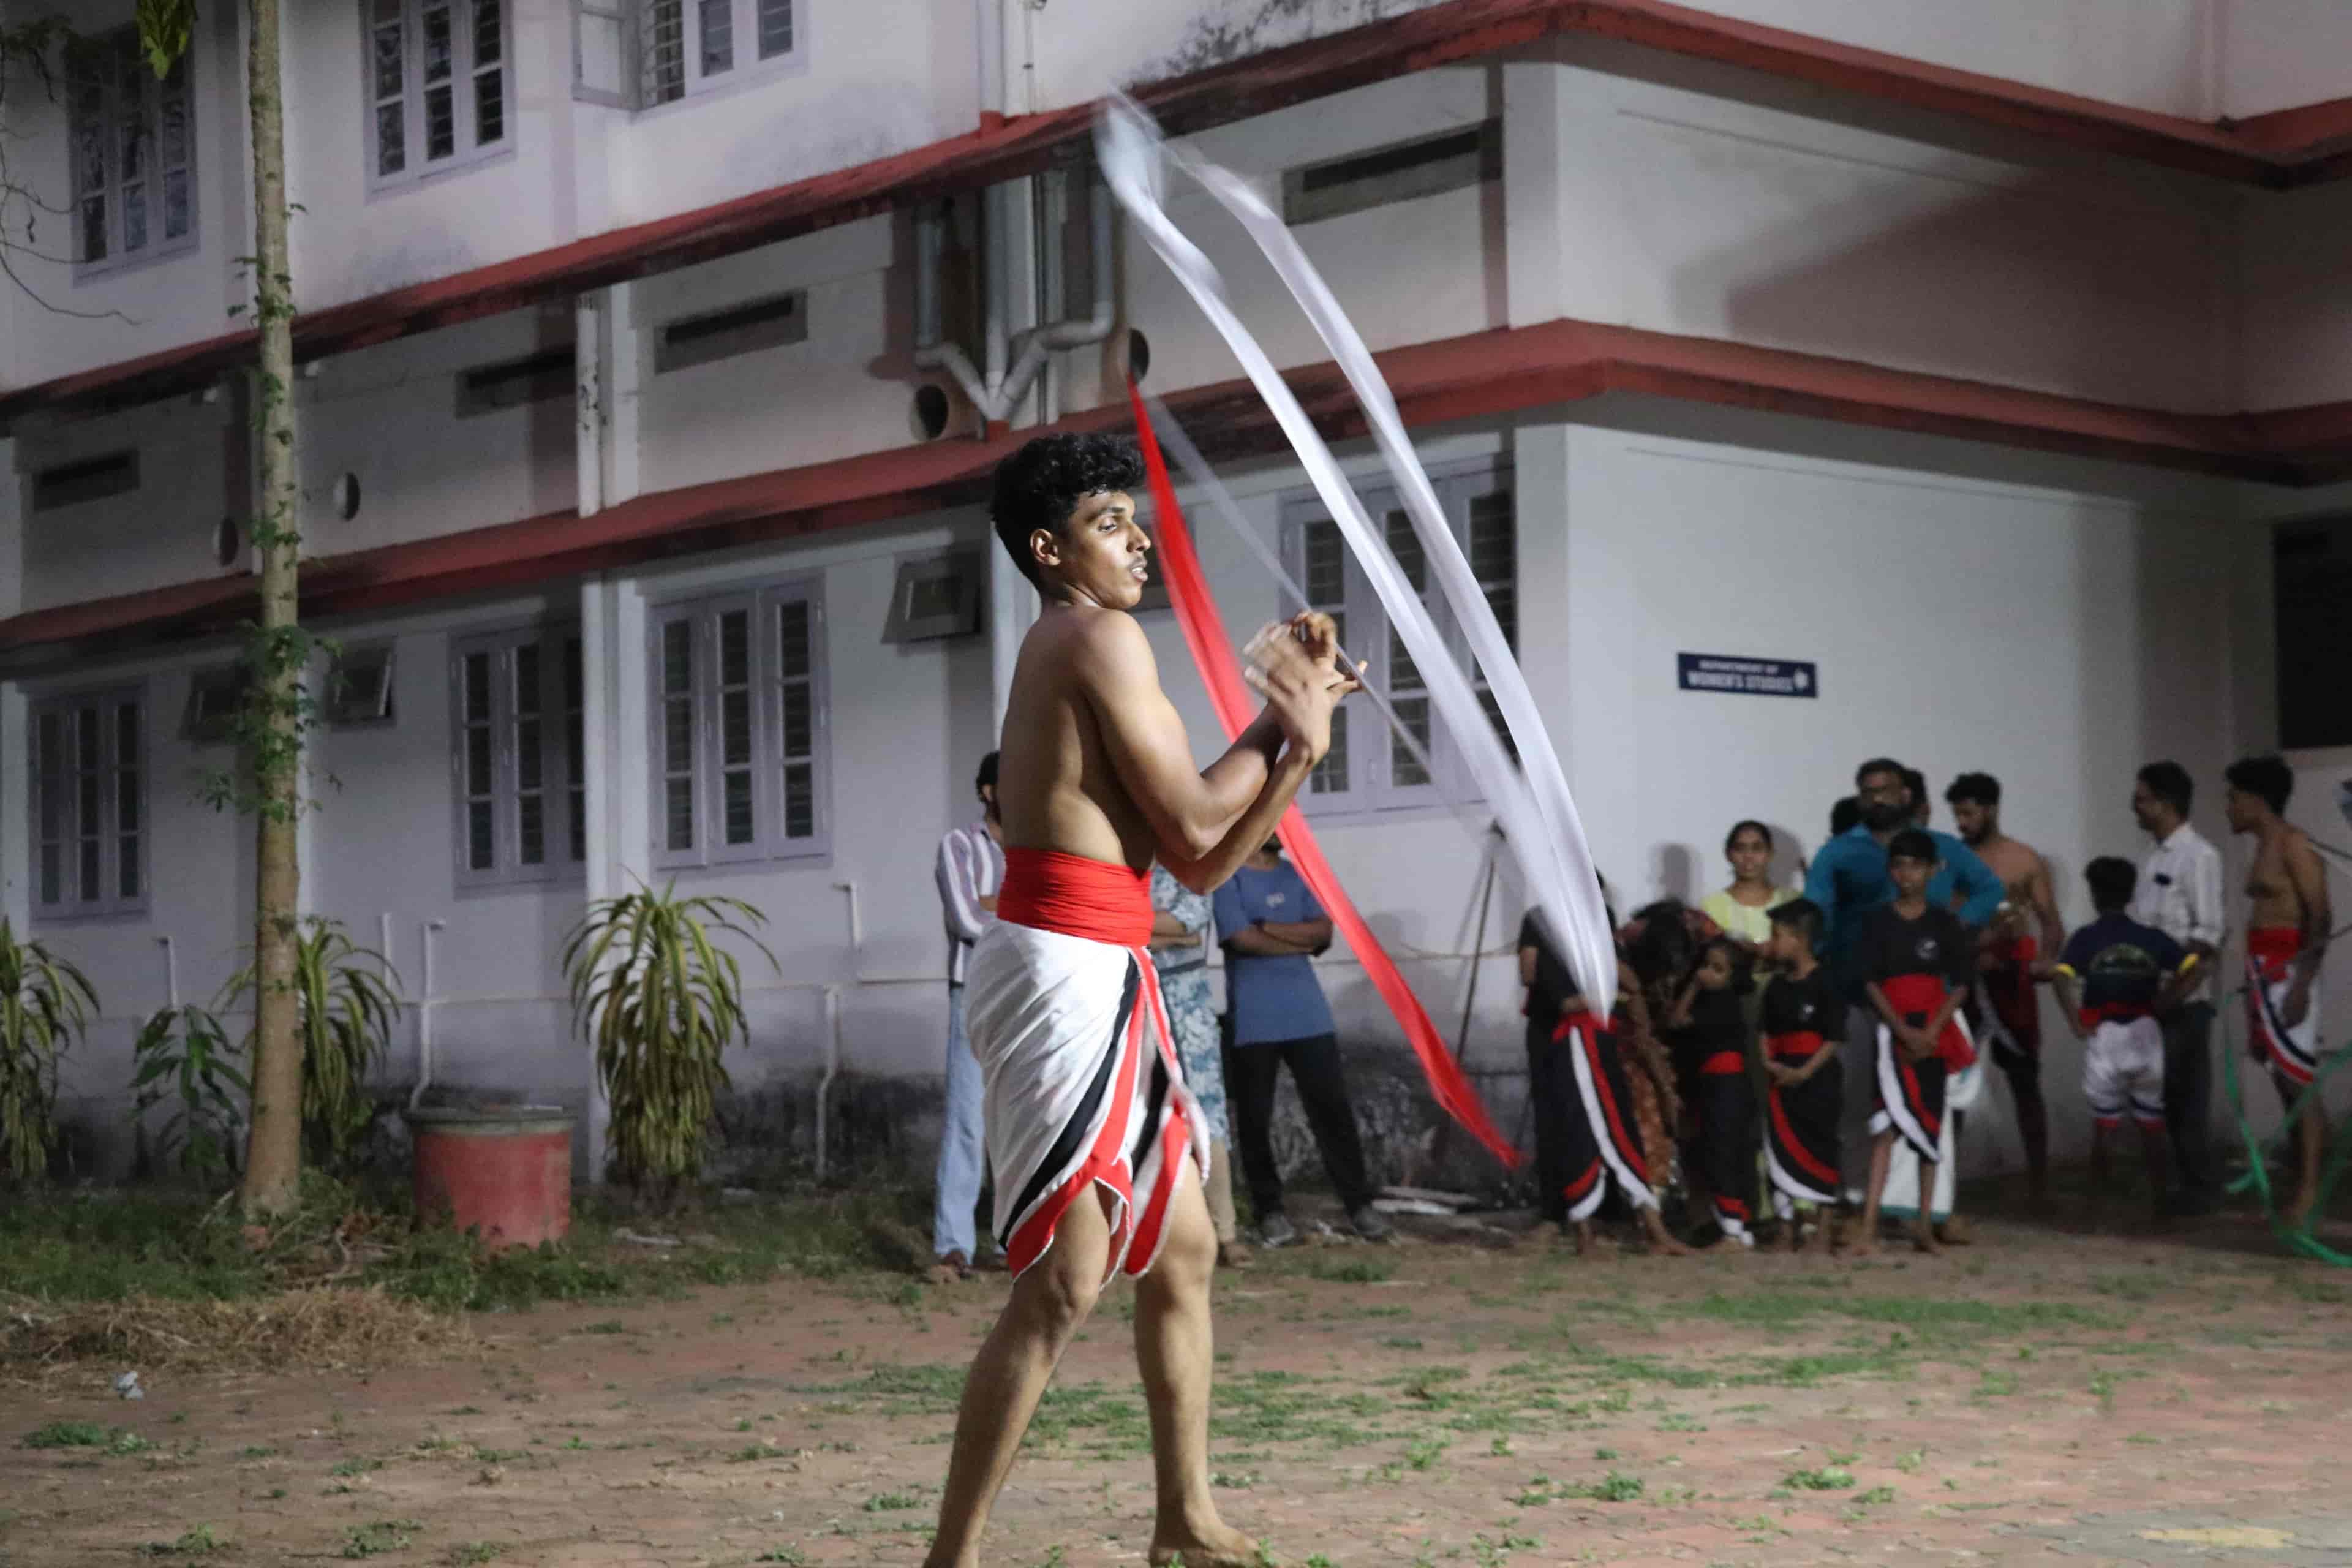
1128,379,1519,1169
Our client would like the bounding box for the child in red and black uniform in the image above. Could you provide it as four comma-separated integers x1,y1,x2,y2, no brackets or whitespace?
1852,831,1977,1257
1661,938,1758,1246
1757,899,1844,1252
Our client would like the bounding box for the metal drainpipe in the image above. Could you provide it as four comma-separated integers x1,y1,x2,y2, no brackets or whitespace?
409,918,445,1111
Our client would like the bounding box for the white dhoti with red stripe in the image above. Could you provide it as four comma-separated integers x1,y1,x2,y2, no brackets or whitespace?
967,850,1207,1283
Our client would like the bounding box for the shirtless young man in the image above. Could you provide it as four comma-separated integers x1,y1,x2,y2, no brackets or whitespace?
1944,773,2066,1204
923,434,1351,1568
2224,755,2333,1226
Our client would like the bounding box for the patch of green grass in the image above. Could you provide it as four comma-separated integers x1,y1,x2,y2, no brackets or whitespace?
1691,1289,2118,1337
0,1178,940,1322
448,1546,507,1566
140,1525,225,1556
341,1519,425,1559
329,1457,380,1477
238,1444,280,1460
1894,1447,1925,1473
1379,1337,1424,1351
1305,1256,1393,1284
863,1491,920,1512
1782,1466,1855,1491
752,1551,805,1566
1854,1485,1896,1506
23,1422,151,1455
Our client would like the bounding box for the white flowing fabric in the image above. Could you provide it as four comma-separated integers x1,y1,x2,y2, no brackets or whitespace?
1098,96,1618,1018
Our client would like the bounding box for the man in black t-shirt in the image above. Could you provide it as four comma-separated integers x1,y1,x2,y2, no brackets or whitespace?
1852,831,1975,1256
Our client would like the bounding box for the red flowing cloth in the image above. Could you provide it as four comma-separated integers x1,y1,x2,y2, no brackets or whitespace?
1129,381,1518,1169
998,847,1155,949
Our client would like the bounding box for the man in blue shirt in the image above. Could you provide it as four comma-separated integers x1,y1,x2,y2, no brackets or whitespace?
1804,758,2004,1202
1212,841,1390,1246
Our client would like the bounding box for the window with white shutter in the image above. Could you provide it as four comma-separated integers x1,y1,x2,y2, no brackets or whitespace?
1280,459,1518,819
30,688,148,919
649,579,828,869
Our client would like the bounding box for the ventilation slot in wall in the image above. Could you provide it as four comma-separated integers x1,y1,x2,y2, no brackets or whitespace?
1281,120,1501,227
456,346,576,418
32,450,140,511
657,290,809,374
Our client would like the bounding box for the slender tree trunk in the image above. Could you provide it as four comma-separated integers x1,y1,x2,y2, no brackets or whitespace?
238,0,304,1218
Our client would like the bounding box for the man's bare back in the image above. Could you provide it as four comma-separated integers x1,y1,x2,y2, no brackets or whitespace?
1973,835,2049,941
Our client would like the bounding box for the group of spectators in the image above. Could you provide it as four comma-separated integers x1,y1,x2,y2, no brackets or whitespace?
1518,753,2334,1255
929,745,2335,1275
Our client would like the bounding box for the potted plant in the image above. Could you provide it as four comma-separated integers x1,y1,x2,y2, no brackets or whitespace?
0,918,99,1184
562,881,777,1208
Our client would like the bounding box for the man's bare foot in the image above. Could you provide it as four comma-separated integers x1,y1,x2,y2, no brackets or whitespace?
1640,1212,1692,1256
1150,1518,1262,1568
1845,1237,1876,1259
2282,1189,2316,1230
1911,1220,1940,1255
929,1251,971,1286
1217,1239,1256,1270
1934,1214,1975,1246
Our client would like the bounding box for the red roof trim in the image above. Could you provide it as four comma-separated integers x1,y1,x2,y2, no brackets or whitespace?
4,0,2348,428
9,314,2343,660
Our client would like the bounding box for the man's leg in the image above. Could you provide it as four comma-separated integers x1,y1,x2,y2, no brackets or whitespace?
2161,1003,2217,1204
925,1186,1119,1568
1849,1126,1897,1257
1225,1040,1286,1223
2281,1071,2326,1227
1203,1137,1240,1248
1135,1164,1258,1568
1282,1033,1377,1213
1526,1033,1570,1227
932,987,987,1273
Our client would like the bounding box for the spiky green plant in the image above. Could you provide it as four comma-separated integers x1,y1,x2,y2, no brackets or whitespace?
0,918,99,1183
131,1004,249,1182
563,883,777,1205
220,920,401,1169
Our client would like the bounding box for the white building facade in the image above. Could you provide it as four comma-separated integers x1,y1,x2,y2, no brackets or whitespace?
4,0,2351,1183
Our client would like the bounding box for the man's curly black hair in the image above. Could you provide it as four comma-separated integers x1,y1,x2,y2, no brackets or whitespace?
989,434,1146,587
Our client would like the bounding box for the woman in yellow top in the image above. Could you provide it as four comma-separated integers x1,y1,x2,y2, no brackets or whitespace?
1700,821,1796,954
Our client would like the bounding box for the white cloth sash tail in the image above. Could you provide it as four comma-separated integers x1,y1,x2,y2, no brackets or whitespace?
963,919,1207,1284
1096,97,1618,1023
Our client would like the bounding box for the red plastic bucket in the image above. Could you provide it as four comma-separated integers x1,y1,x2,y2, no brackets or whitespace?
404,1106,576,1250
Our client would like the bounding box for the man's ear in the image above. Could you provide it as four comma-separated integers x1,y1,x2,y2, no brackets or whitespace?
1028,526,1061,578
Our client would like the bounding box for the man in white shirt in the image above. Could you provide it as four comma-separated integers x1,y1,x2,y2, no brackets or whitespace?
2128,761,2227,1213
932,751,1006,1280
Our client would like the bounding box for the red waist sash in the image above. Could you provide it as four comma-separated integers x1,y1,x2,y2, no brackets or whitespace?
1766,1030,1824,1061
998,848,1155,949
2080,1001,2155,1028
2248,925,2303,984
1699,1050,1746,1076
1882,971,1975,1069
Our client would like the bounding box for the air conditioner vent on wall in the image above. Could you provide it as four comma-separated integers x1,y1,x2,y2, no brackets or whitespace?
881,552,982,644
456,346,576,418
1281,119,1501,227
656,290,808,374
32,450,140,511
326,643,397,728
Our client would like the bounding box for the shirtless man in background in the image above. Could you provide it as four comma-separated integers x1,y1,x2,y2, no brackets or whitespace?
2225,755,2332,1226
923,433,1350,1568
1945,773,2066,1205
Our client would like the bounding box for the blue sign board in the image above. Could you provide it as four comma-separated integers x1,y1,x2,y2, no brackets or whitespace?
1678,652,1818,699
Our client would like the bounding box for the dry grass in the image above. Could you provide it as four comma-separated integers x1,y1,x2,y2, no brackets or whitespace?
0,1286,473,1382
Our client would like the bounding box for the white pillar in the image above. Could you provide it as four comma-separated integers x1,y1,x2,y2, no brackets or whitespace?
575,293,605,518
579,575,649,1180
602,282,644,507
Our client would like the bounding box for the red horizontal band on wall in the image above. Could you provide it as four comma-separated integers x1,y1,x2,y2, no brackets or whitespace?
8,313,2347,664
4,0,2351,429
